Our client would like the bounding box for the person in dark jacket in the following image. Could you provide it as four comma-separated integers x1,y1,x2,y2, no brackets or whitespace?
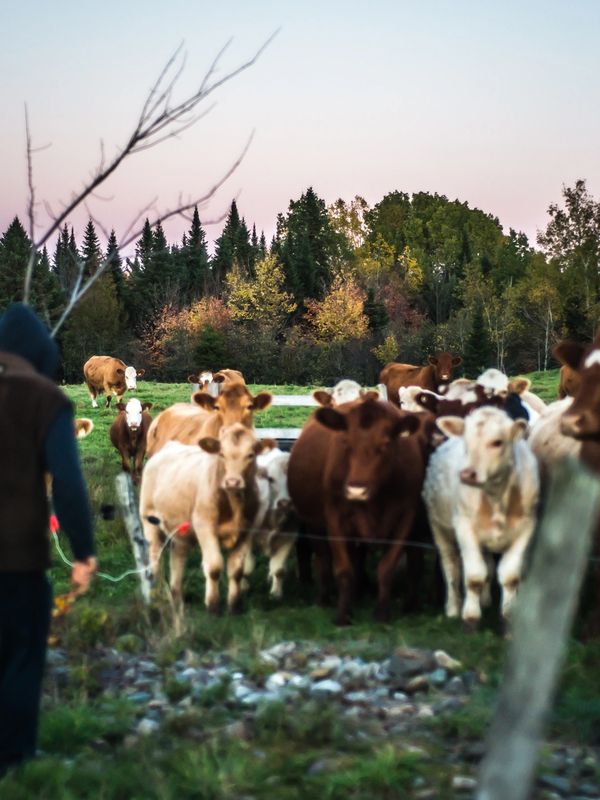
0,304,96,776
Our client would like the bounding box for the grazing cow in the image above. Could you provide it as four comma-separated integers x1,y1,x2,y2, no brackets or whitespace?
313,379,366,407
146,383,272,457
109,399,153,483
140,424,264,622
422,407,539,628
380,352,462,406
298,397,425,624
558,364,582,399
243,445,296,598
83,356,145,408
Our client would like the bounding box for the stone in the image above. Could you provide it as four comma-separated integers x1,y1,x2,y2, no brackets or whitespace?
405,675,429,694
137,718,160,736
311,679,343,698
427,668,448,687
446,676,466,695
233,684,253,701
434,650,462,672
452,775,477,791
265,672,291,692
538,775,572,795
575,784,600,798
128,692,152,704
345,691,371,705
416,705,434,719
388,648,436,681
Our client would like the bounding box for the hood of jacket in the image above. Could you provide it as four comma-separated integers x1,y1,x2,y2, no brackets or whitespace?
0,303,60,379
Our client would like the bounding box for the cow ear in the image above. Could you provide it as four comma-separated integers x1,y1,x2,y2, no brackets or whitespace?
392,414,420,438
116,402,126,412
362,390,379,402
313,390,332,407
508,377,530,395
75,418,94,438
193,392,216,410
553,341,586,370
136,369,145,378
251,392,272,412
198,437,220,454
452,356,462,366
258,437,278,453
428,355,439,366
436,416,465,438
416,392,439,414
315,407,348,431
212,373,226,384
187,374,198,384
142,402,153,411
116,368,125,376
510,419,529,441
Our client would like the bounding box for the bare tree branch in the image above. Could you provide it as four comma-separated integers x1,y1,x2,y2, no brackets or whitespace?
22,31,278,316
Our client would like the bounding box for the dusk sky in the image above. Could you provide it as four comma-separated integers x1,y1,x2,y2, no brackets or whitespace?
2,0,599,255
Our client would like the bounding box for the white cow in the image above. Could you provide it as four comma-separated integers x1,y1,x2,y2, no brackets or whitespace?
422,406,539,627
243,446,296,598
529,397,581,481
313,379,375,407
139,423,264,625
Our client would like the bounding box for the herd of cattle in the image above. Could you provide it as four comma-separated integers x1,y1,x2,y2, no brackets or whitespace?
76,347,600,634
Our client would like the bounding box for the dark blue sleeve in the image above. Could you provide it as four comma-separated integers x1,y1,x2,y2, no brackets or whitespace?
44,407,95,561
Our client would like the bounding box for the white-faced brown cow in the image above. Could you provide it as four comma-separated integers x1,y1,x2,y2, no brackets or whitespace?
109,399,153,484
140,423,265,625
83,356,145,408
422,406,539,629
243,444,296,598
380,352,462,406
187,368,245,400
146,383,272,458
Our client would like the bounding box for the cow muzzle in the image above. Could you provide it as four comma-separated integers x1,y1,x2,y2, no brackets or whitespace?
223,476,244,491
345,484,369,502
459,468,483,487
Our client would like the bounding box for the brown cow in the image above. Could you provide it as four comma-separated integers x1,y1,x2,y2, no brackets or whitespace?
187,369,246,401
380,352,462,406
547,337,600,636
146,383,272,457
109,399,153,484
558,364,582,399
291,397,426,625
84,356,145,408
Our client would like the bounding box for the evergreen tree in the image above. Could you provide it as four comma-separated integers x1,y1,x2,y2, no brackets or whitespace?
259,231,267,259
106,230,124,299
183,206,209,300
53,224,80,295
212,201,251,289
81,219,102,279
363,287,389,332
463,304,493,377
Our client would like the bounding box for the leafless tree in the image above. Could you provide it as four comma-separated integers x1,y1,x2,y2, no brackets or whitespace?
21,34,277,336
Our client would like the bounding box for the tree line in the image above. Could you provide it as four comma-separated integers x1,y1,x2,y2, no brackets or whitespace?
1,180,598,383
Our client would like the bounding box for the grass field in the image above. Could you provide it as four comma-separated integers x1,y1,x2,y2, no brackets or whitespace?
3,368,599,799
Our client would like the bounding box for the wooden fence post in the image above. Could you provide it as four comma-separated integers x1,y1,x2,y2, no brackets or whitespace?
477,459,600,800
114,472,154,604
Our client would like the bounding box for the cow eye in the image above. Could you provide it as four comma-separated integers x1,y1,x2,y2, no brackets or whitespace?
490,439,504,448
268,477,275,484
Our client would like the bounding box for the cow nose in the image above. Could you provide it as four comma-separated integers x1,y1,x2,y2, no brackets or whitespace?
276,498,291,511
345,484,369,502
460,468,478,485
224,476,243,490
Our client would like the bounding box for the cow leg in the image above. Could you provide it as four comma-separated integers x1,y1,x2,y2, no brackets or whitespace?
87,384,99,409
141,514,163,579
241,546,256,594
194,520,223,614
133,449,145,485
430,522,462,618
497,523,534,620
104,384,112,408
226,539,250,614
268,534,297,599
325,510,354,625
455,517,487,628
169,538,189,634
481,553,495,609
374,510,418,622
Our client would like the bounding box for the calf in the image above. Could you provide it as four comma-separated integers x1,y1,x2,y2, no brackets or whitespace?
311,398,425,624
380,352,462,406
110,399,153,483
243,446,296,598
146,383,272,457
187,368,246,400
313,379,367,407
140,424,264,623
422,407,539,628
83,355,145,408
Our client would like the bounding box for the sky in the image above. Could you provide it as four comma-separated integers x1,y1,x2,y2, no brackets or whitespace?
2,0,600,256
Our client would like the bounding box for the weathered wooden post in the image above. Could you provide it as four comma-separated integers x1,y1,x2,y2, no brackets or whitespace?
114,472,154,604
477,459,600,800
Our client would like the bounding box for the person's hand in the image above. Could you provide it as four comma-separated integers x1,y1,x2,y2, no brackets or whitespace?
71,557,97,594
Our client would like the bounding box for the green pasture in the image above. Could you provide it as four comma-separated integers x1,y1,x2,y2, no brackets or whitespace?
4,367,598,799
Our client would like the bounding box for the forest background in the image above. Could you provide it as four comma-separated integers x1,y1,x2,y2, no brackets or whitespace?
1,179,599,384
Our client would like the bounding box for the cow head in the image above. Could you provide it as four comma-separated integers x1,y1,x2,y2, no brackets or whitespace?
199,423,265,492
437,407,527,488
116,399,152,431
428,352,462,392
476,368,509,399
124,366,145,390
74,418,94,438
258,448,292,525
316,398,420,502
313,381,377,408
555,339,600,438
192,383,272,427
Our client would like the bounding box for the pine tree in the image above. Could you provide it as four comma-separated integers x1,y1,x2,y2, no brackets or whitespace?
81,219,102,279
212,200,251,289
106,230,124,299
184,206,209,300
53,224,80,295
463,304,493,377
